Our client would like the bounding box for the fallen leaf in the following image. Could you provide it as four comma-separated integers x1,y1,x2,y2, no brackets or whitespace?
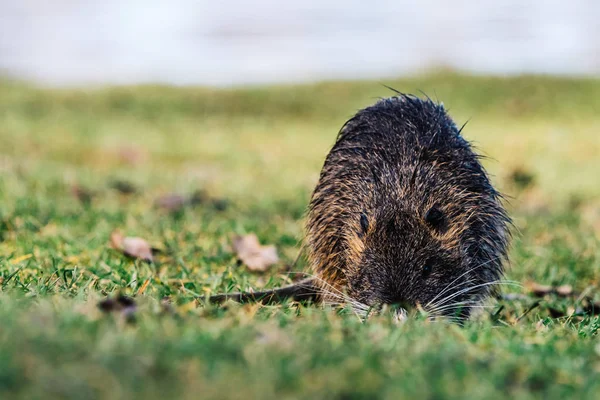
97,298,118,312
98,294,136,310
525,282,553,296
71,185,95,204
110,230,154,262
154,190,227,212
110,180,138,195
526,282,574,298
555,284,573,297
154,194,188,212
189,189,208,205
98,294,137,323
188,189,229,211
210,198,230,211
506,166,535,191
232,234,279,272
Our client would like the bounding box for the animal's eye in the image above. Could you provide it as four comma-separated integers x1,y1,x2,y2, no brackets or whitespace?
360,213,369,234
425,206,446,230
422,264,433,278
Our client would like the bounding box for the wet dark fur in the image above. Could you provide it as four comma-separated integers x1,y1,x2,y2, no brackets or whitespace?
211,95,511,319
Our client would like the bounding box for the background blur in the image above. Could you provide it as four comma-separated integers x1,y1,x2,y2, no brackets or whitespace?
1,0,599,86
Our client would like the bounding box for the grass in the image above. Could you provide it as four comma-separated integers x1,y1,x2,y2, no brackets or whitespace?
1,72,600,399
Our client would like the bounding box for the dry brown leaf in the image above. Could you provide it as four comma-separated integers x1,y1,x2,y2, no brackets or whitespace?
506,166,536,192
154,194,189,212
555,284,573,297
97,294,137,323
98,294,136,312
232,234,279,272
525,282,553,296
110,230,154,262
526,282,574,298
154,190,225,212
71,184,95,204
189,189,208,205
110,180,138,195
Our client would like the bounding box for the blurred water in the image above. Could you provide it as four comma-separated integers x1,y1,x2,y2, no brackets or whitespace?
1,0,599,86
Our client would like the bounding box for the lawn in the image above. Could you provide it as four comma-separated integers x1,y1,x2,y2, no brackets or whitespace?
0,73,599,399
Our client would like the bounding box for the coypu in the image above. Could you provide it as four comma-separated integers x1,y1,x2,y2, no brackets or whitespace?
210,94,511,320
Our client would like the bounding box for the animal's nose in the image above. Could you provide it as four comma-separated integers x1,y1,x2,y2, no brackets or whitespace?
394,307,408,323
386,295,412,310
380,294,411,323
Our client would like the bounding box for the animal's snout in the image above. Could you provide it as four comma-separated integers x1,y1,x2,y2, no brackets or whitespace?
394,307,408,323
384,293,412,310
389,299,412,310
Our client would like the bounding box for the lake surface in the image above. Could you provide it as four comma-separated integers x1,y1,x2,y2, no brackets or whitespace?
1,0,598,86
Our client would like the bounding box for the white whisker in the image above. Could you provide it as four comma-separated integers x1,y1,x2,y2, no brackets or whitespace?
426,255,504,308
429,280,521,312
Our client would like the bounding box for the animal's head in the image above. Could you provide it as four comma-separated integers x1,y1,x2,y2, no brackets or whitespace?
343,201,484,320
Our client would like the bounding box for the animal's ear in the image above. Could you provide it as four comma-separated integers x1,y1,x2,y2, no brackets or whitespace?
424,206,446,231
359,212,369,236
